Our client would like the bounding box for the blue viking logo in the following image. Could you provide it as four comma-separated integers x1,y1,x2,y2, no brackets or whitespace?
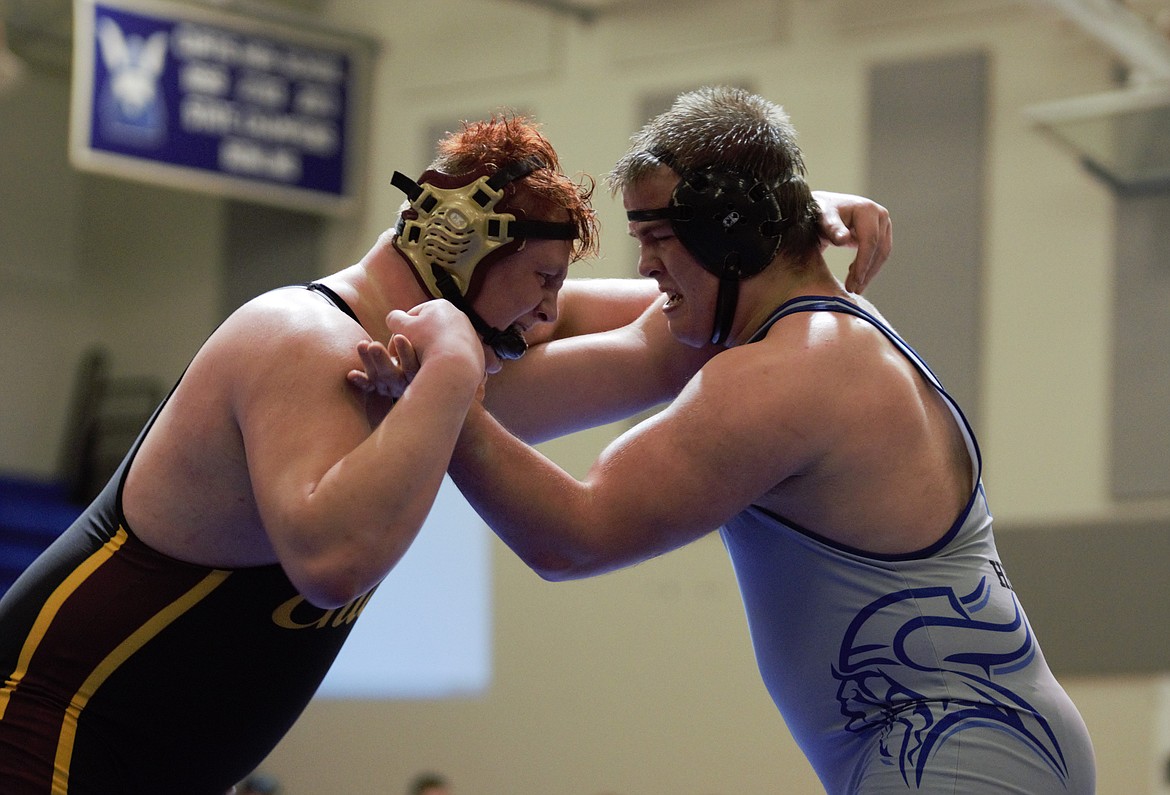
831,578,1068,788
94,16,169,148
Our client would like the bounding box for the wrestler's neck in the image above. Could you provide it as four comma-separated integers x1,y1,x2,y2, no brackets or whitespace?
318,236,434,340
725,253,846,347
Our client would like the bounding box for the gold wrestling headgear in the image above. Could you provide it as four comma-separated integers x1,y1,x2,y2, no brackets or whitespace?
391,157,577,359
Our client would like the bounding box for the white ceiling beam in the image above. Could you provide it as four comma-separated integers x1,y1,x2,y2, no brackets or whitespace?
1023,0,1170,82
499,0,601,24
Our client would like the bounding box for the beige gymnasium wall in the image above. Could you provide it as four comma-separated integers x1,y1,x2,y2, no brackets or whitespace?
0,0,1165,793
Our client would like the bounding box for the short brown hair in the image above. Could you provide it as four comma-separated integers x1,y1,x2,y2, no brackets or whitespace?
607,86,821,262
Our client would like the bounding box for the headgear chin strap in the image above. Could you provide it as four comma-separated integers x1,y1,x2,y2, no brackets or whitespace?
391,156,577,360
428,264,530,360
626,154,785,345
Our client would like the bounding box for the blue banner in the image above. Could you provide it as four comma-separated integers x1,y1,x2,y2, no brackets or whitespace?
71,0,369,214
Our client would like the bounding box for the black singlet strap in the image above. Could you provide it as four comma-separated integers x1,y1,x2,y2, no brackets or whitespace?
305,282,360,325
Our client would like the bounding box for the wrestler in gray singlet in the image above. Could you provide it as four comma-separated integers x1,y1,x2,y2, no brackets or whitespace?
721,296,1095,794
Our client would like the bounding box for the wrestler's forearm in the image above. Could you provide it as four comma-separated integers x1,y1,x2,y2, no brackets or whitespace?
449,403,613,580
524,277,659,345
483,296,716,442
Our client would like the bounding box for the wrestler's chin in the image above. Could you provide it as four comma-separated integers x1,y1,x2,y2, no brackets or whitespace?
664,316,709,350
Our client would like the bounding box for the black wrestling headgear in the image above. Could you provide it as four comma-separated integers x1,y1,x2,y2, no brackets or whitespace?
626,152,785,345
392,157,577,360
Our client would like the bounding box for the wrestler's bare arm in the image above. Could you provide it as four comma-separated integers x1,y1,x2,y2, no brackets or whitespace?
447,336,827,578
483,192,890,438
240,298,484,608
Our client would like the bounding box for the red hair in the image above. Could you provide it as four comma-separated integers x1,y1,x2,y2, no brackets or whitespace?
430,113,599,262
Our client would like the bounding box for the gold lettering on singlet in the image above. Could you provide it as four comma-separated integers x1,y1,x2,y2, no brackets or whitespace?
332,590,375,627
271,590,375,630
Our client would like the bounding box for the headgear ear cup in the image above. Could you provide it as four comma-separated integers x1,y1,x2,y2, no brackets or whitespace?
392,158,578,360
671,168,783,281
627,164,785,345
